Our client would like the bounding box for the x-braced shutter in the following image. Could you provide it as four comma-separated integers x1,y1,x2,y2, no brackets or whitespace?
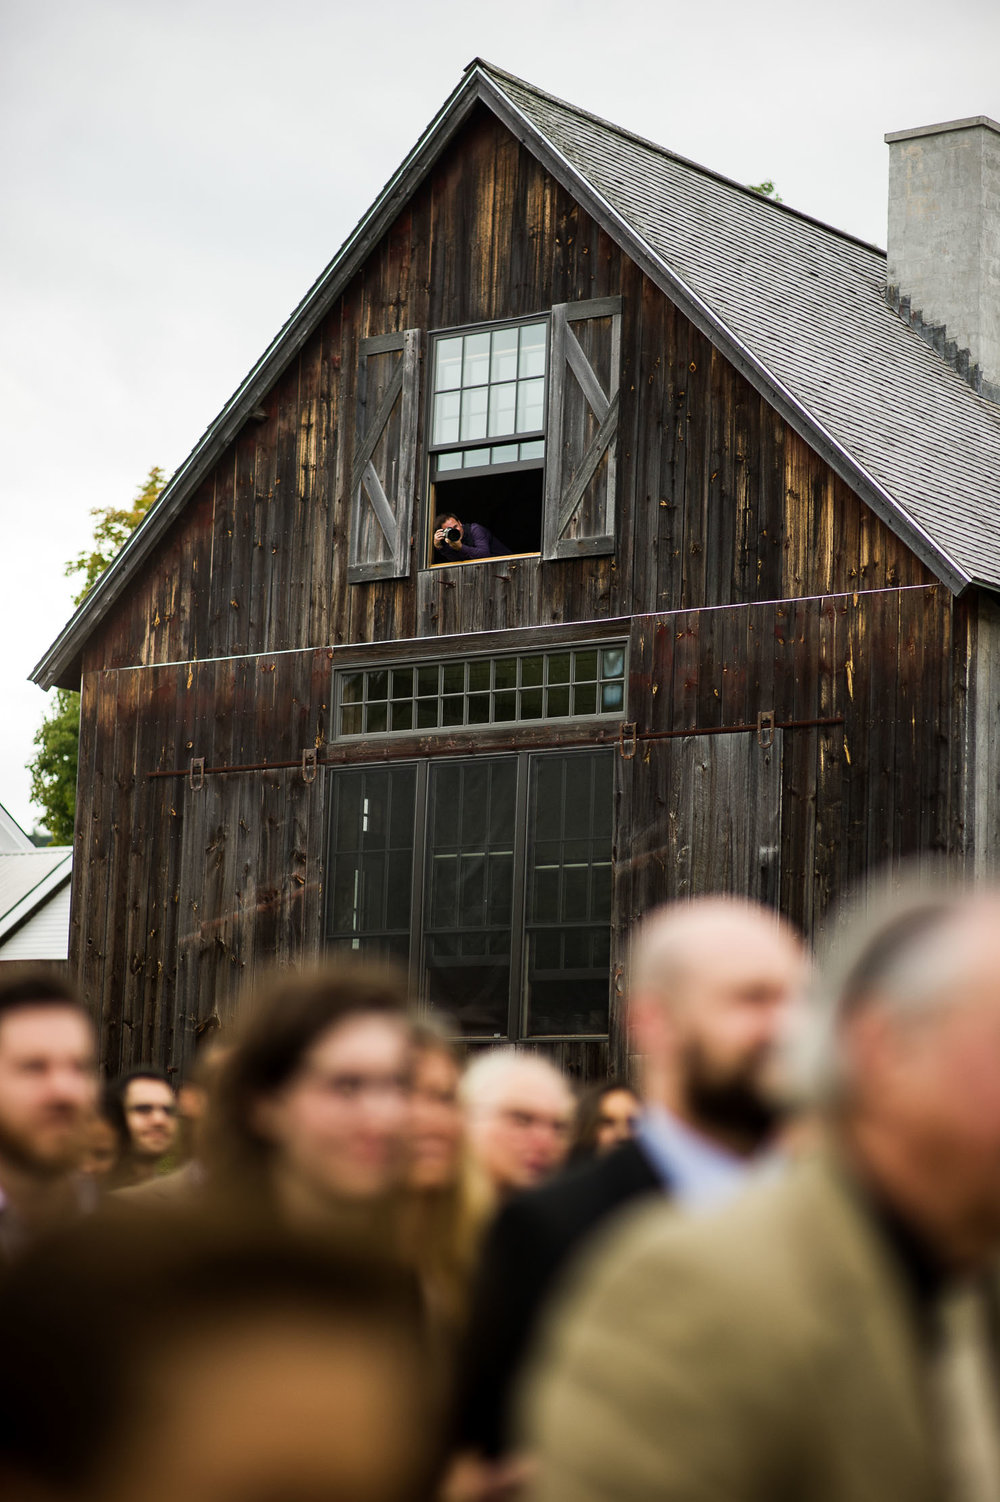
542,296,622,560
348,329,421,582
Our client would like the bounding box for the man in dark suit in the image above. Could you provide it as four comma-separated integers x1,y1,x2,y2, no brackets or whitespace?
451,898,807,1471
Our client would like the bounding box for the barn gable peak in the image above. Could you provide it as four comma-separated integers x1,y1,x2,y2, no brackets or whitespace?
32,64,1000,691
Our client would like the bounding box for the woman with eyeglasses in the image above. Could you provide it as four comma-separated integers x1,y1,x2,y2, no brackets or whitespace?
204,962,414,1251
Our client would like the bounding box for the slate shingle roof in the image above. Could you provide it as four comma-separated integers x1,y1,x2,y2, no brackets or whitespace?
492,65,1000,589
31,61,1000,689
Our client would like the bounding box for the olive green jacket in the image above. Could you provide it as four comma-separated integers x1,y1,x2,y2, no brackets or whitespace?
525,1154,942,1502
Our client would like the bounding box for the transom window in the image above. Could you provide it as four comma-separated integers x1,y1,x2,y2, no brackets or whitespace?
430,320,547,477
337,645,626,738
326,750,613,1040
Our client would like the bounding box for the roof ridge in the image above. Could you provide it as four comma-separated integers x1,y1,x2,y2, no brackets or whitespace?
472,58,886,259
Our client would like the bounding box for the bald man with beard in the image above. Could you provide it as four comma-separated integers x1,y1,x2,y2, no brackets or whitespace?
527,886,1000,1502
450,899,807,1482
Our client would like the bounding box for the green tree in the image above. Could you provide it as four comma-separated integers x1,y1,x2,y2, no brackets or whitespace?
66,465,166,605
28,467,165,842
747,179,783,203
27,690,80,845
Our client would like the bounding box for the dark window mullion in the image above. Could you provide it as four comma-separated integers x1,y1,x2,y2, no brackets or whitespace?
409,762,429,1004
507,752,531,1042
429,428,545,456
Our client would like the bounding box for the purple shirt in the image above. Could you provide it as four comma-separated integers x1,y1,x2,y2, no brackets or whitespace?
435,521,510,562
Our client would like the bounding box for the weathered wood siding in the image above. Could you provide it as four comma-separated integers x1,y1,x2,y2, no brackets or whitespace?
75,588,967,1078
75,651,332,1074
80,106,932,682
69,104,965,1080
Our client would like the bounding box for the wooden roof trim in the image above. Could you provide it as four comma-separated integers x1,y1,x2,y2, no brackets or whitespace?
32,63,969,691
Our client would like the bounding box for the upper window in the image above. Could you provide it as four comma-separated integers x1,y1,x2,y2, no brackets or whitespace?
347,297,623,583
430,320,548,477
429,318,548,562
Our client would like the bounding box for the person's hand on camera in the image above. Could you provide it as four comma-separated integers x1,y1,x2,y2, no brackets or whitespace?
436,520,463,550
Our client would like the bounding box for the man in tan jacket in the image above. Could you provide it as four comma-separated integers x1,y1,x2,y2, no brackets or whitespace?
526,887,1000,1502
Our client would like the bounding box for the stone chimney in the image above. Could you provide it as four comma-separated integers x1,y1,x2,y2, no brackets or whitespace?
885,116,1000,403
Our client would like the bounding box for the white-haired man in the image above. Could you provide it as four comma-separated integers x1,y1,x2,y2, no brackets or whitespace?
528,887,1000,1502
452,897,806,1470
461,1049,575,1201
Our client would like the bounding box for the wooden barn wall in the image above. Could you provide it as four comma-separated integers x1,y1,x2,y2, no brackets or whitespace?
967,591,1000,878
620,586,965,920
67,102,962,1079
80,104,934,686
73,651,332,1076
73,584,968,1077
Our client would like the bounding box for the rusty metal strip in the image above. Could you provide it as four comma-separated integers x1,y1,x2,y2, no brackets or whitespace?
149,716,843,781
633,715,843,744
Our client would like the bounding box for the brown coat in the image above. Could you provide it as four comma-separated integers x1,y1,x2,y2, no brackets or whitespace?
113,1160,204,1207
524,1154,940,1502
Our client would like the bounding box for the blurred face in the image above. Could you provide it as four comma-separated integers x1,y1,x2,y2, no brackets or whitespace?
80,1116,119,1179
594,1088,640,1153
468,1068,573,1193
100,1314,422,1502
407,1046,463,1191
258,1015,412,1206
849,923,1000,1264
123,1078,178,1161
176,1044,231,1158
0,1006,97,1177
632,915,806,1150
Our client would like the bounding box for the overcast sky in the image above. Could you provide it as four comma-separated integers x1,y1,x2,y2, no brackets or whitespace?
1,0,997,832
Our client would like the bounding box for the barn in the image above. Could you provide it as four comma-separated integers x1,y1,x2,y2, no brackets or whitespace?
32,65,1000,1081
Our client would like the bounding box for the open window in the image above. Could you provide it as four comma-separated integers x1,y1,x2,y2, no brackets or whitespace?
426,297,622,568
428,319,547,562
346,299,622,580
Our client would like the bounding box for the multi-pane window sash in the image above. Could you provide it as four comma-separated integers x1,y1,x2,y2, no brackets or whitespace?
326,750,614,1040
429,319,548,477
337,644,627,739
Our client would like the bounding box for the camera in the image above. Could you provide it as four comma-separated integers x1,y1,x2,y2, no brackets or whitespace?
444,526,462,542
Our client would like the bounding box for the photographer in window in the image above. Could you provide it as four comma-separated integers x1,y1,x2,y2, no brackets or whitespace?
433,514,510,563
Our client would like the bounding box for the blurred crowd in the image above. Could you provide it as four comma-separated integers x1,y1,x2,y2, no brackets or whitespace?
2,881,1000,1500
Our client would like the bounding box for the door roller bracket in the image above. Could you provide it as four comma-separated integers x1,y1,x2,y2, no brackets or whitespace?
757,710,775,749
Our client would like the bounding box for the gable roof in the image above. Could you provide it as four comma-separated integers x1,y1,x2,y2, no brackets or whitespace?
32,61,1000,689
0,802,35,853
0,845,72,959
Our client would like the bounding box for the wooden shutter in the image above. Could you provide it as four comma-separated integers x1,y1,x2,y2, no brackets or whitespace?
348,329,421,582
542,296,622,560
